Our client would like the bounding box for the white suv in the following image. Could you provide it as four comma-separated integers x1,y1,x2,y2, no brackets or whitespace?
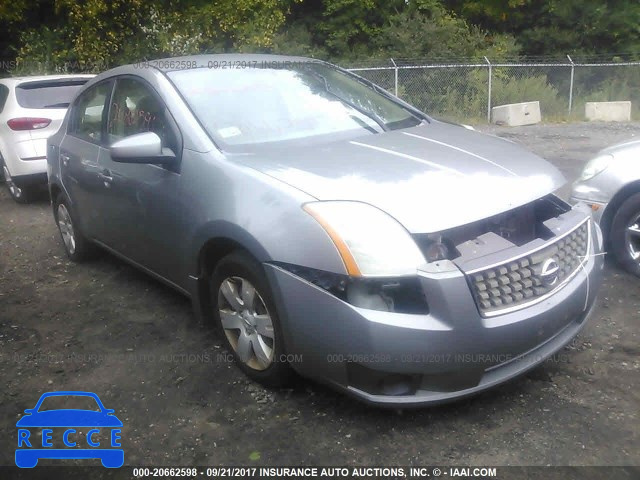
0,75,94,203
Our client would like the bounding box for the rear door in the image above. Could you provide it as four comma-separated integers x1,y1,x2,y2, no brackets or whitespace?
59,81,113,239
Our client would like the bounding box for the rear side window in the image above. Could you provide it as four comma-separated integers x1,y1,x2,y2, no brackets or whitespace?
0,84,9,113
15,79,89,109
69,82,111,143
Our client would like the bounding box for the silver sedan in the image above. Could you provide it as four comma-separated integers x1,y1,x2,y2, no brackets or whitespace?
571,139,640,277
47,55,603,406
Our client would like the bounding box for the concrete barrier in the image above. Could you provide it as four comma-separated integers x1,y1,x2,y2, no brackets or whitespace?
491,101,541,126
585,101,631,122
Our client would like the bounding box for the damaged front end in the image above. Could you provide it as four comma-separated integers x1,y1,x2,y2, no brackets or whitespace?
414,195,593,317
271,263,429,315
274,195,594,319
265,195,602,405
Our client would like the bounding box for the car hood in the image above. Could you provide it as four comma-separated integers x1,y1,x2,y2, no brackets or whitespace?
601,138,640,156
16,410,123,427
231,121,566,233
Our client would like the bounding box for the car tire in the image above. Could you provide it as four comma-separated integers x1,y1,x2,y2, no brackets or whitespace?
1,158,32,204
53,192,95,262
610,192,640,277
210,251,294,388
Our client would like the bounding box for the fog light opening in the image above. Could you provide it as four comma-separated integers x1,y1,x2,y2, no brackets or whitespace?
346,282,392,311
379,374,416,396
347,362,420,396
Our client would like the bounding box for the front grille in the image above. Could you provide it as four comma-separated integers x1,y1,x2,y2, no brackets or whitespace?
468,220,590,317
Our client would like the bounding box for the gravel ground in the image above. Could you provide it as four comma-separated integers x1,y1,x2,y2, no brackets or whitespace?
0,122,639,474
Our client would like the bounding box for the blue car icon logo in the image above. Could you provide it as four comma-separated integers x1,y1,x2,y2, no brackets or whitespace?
15,391,123,468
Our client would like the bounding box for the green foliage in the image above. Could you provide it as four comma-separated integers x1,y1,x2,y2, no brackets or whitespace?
0,0,59,63
491,70,562,117
370,4,518,60
0,0,638,128
193,0,294,51
270,0,518,62
13,26,77,74
16,0,627,70
575,66,640,119
4,0,295,71
53,0,150,66
380,66,561,123
318,0,391,59
443,0,640,56
270,23,328,58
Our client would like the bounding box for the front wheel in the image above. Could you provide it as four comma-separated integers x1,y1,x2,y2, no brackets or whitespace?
610,192,640,277
210,252,294,387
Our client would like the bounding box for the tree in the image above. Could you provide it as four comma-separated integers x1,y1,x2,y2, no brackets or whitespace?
0,0,60,70
4,0,296,72
372,0,518,60
271,0,518,62
443,0,640,57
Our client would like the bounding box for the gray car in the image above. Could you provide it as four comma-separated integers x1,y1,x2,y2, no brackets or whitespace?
571,139,640,277
47,55,604,406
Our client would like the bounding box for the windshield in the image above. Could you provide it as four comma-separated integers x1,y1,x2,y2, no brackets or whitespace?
168,62,422,147
16,79,89,109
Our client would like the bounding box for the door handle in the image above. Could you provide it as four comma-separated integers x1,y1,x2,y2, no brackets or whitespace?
99,170,113,187
60,154,70,167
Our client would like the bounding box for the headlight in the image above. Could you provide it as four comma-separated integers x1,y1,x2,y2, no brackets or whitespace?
579,154,613,181
303,201,426,277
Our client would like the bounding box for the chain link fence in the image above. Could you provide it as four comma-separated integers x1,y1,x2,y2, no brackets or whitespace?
347,57,640,124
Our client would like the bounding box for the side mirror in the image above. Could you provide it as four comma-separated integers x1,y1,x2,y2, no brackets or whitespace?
110,132,176,165
24,409,34,414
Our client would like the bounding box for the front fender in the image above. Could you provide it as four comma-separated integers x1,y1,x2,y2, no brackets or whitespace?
184,156,348,279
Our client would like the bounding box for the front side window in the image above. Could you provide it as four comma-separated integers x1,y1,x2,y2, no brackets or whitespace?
69,82,111,143
167,62,423,149
108,77,175,150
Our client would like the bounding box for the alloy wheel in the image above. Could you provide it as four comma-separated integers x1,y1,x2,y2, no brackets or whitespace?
57,203,76,255
3,165,22,199
217,276,275,371
627,212,640,265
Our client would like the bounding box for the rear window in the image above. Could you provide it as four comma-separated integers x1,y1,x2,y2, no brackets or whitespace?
16,79,90,109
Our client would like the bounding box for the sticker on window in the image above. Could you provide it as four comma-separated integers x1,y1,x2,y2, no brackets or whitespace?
218,126,242,138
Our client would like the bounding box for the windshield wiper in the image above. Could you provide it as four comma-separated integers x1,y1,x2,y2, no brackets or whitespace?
307,69,388,132
328,90,388,132
345,70,429,124
348,114,379,134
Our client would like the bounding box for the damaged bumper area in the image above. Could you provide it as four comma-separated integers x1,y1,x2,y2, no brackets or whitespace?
264,206,604,407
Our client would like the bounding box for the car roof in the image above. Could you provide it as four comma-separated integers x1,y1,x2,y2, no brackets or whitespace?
0,74,95,86
84,54,328,89
130,53,323,72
